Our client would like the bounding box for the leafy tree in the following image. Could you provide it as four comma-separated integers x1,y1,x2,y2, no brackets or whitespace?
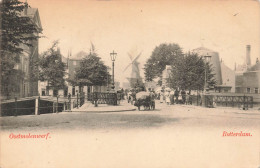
39,41,66,95
75,51,110,86
144,43,183,82
169,52,216,91
1,0,42,97
1,0,41,54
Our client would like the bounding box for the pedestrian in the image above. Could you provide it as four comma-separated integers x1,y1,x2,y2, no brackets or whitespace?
121,88,124,100
165,91,170,105
197,91,202,106
160,90,164,103
186,93,190,105
132,90,136,105
68,93,71,100
170,89,175,105
128,91,132,103
181,89,186,104
174,89,179,104
68,93,71,110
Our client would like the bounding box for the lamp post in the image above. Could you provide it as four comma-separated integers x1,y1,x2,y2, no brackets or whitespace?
106,66,111,91
110,50,117,90
204,55,212,93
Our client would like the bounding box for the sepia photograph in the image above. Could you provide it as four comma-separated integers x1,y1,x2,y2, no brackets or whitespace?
0,0,260,167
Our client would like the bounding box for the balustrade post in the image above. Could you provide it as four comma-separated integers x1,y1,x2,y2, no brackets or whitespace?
15,97,17,116
35,97,40,115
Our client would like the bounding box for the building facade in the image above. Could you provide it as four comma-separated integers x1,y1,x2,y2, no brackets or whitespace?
235,45,260,94
3,6,42,99
236,62,260,94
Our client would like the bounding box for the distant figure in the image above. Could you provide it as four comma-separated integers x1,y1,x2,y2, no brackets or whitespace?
170,89,175,105
181,89,186,104
165,91,170,105
131,90,137,105
174,89,179,104
68,93,71,101
186,93,190,105
160,90,164,103
121,88,125,100
197,92,202,106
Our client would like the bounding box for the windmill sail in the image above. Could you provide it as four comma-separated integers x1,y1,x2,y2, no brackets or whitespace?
123,63,132,72
124,51,143,88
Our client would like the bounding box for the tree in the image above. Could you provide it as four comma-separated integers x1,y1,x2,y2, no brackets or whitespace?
39,41,66,95
169,52,216,91
75,51,110,87
144,43,183,82
1,0,42,97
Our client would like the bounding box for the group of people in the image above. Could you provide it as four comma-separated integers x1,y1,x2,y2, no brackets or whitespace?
158,89,192,105
125,87,194,106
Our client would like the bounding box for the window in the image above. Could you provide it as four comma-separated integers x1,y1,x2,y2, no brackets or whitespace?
247,88,251,93
41,89,46,96
255,88,259,94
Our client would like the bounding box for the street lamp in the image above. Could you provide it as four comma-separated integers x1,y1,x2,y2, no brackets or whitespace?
106,66,111,91
204,55,212,93
110,50,117,90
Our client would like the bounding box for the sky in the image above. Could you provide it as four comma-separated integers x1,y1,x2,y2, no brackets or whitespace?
27,0,260,84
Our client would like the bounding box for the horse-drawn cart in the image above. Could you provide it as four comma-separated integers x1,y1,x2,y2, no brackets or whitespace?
134,92,155,110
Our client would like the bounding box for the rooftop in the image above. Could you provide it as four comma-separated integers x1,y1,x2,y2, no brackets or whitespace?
70,51,88,60
192,47,216,53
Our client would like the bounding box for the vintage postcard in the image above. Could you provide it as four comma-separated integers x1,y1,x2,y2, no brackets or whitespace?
0,0,260,167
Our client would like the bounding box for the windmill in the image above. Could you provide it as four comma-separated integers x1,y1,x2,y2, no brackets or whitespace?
123,51,143,88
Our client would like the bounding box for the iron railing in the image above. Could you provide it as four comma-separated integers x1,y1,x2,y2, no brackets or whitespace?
87,92,123,106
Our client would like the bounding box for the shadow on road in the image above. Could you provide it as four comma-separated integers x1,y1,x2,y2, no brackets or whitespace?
0,112,182,131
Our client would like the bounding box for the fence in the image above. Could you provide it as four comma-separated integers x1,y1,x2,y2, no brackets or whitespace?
0,94,85,116
188,94,253,109
87,92,123,106
212,95,253,109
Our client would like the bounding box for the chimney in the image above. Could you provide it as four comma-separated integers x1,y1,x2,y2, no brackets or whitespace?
246,45,251,68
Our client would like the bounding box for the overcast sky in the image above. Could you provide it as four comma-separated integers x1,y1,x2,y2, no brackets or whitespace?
28,0,260,84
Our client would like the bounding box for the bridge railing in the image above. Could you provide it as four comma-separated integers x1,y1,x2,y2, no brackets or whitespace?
211,95,253,109
87,92,123,106
189,94,253,109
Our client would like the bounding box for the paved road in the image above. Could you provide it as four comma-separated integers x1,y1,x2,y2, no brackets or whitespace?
1,100,260,131
1,100,260,168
